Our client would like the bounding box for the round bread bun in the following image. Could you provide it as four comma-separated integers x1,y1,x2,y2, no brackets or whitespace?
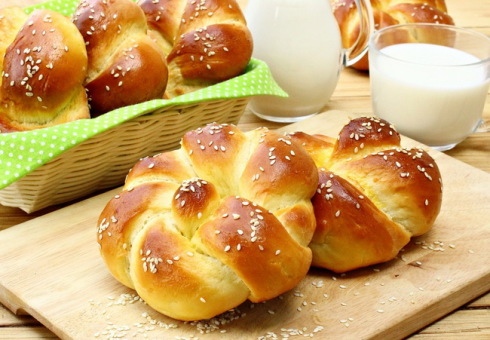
289,116,443,272
0,9,89,132
138,0,253,98
97,123,319,321
73,0,168,115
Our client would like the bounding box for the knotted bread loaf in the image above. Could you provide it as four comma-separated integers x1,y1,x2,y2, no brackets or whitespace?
73,0,169,115
332,0,455,70
0,9,90,132
97,123,319,321
289,117,443,273
138,0,253,98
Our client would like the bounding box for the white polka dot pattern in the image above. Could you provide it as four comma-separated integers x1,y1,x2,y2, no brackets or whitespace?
0,0,286,189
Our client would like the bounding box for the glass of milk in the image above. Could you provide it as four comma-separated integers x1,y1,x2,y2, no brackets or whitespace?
245,0,374,123
369,23,490,151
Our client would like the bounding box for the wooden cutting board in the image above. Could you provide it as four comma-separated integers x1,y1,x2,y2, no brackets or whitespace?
1,110,489,340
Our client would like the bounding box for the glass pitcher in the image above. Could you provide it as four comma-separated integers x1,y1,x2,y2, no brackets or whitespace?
245,0,374,122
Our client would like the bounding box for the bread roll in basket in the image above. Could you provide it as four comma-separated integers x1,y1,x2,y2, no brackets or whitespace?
0,0,253,129
0,8,90,132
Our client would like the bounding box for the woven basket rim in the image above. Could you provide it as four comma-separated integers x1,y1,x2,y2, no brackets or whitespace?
0,97,250,212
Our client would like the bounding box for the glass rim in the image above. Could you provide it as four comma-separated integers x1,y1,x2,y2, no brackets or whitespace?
369,23,490,67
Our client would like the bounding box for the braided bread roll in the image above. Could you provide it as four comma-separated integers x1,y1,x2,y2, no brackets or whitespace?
73,0,168,115
97,123,318,321
289,117,443,273
138,0,253,98
332,0,455,70
0,9,90,132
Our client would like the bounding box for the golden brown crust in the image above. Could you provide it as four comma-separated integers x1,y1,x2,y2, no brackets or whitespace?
0,7,28,88
97,123,318,321
310,169,411,272
289,117,443,272
130,216,250,321
138,0,253,98
73,0,168,115
196,196,311,303
138,0,186,55
331,0,455,70
0,9,90,132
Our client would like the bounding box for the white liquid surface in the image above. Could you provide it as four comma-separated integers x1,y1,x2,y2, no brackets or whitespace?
370,43,489,148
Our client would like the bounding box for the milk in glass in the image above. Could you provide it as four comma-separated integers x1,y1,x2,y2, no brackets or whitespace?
370,43,490,148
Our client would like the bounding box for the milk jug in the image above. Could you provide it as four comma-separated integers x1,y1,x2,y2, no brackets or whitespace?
245,0,374,122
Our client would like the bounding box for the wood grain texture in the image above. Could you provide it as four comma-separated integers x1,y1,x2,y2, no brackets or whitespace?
0,111,489,340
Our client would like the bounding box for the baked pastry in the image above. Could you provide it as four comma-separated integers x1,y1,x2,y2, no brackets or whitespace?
289,117,443,272
331,0,455,70
138,0,253,98
97,123,319,321
73,0,168,115
0,9,90,132
0,7,28,87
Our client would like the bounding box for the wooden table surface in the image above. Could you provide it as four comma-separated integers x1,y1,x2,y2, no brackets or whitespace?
1,0,489,339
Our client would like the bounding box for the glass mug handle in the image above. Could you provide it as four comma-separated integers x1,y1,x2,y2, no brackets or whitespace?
342,0,375,67
475,119,490,133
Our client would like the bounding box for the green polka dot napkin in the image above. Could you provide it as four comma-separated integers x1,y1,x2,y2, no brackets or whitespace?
0,0,286,190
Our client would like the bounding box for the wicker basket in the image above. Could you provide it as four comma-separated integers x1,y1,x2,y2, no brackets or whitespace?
0,98,249,213
0,0,285,213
